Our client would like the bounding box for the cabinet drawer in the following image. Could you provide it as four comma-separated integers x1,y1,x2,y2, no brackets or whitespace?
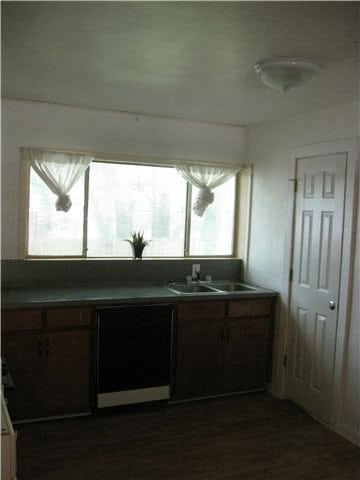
46,308,91,328
228,298,273,317
177,302,226,320
2,309,42,333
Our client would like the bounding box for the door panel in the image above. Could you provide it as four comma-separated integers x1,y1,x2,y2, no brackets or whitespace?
2,310,42,334
287,153,346,422
2,334,44,420
298,210,313,286
292,306,307,382
43,330,90,416
310,313,327,391
223,317,271,392
318,212,333,290
175,317,224,399
46,307,91,328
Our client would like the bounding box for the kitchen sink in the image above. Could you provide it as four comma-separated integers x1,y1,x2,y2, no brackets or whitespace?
164,284,220,295
211,283,256,292
164,282,257,295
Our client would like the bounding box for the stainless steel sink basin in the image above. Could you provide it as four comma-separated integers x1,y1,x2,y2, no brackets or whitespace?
164,282,257,295
211,283,256,292
164,284,220,295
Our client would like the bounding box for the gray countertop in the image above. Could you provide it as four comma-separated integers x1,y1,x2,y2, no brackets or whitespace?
1,283,277,309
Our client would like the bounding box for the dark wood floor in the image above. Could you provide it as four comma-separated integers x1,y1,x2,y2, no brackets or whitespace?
16,393,359,480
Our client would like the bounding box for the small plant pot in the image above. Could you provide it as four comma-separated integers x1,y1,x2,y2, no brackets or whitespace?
132,244,145,260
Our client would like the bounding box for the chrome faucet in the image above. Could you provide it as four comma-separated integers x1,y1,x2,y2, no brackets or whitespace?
191,264,201,282
186,264,212,285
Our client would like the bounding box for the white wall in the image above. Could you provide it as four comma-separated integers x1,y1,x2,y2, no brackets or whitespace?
1,99,247,259
247,101,359,444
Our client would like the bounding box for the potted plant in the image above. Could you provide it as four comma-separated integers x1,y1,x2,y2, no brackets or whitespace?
125,231,149,259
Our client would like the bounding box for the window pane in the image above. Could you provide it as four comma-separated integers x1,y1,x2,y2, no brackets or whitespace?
28,168,84,256
87,163,187,257
189,178,236,256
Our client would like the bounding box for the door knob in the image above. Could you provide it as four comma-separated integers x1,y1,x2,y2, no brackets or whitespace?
329,301,336,310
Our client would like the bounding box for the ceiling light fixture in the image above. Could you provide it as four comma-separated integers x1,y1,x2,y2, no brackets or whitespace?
254,57,321,94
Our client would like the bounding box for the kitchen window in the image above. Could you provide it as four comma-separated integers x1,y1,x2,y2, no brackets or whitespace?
24,158,239,258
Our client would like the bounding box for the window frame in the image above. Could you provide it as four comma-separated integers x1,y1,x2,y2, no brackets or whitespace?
20,156,239,259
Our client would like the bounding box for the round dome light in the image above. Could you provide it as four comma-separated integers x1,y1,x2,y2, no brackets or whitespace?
254,57,321,93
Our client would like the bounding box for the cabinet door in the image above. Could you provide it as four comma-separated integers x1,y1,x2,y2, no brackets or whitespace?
42,330,90,416
2,309,42,334
2,333,44,420
223,317,272,392
46,308,91,329
228,298,273,318
175,317,224,399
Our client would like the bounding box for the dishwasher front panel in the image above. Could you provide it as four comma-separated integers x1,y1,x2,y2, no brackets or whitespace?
97,304,173,407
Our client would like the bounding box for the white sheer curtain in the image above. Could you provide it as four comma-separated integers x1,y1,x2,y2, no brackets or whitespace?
22,148,93,212
176,163,241,216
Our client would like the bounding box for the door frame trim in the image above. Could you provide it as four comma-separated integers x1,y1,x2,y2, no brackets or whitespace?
279,137,358,434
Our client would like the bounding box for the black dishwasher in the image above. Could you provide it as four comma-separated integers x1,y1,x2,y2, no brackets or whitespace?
97,304,173,408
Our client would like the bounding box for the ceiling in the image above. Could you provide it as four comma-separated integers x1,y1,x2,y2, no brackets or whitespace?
2,1,359,126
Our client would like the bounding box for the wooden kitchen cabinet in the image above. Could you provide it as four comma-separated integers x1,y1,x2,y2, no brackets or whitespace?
44,307,91,417
2,332,44,420
228,298,273,318
46,307,91,329
222,317,272,392
1,307,92,421
42,329,90,416
175,301,226,399
2,309,42,334
1,309,44,419
174,297,275,400
176,316,224,398
224,298,274,392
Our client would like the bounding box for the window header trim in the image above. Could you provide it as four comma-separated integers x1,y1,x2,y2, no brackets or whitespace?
21,146,246,170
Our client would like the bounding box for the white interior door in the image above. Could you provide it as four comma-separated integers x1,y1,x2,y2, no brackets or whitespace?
286,152,346,423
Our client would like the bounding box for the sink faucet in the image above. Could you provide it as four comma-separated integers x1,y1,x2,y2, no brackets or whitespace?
186,264,212,284
189,264,201,283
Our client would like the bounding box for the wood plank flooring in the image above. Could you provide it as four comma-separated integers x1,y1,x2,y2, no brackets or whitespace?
16,393,359,480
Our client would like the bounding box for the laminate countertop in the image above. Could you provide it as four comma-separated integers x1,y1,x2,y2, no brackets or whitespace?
2,283,277,309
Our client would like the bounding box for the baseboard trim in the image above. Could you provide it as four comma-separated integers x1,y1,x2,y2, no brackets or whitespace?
335,422,360,446
13,411,91,425
267,383,285,399
278,396,360,447
169,388,266,405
